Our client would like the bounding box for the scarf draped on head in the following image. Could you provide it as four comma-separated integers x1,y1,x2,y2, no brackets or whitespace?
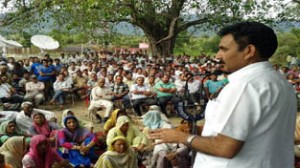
94,135,138,168
108,136,127,152
110,109,121,126
143,110,165,129
61,109,72,127
27,135,62,168
0,136,26,168
116,116,130,129
62,115,90,143
32,113,51,137
0,120,21,136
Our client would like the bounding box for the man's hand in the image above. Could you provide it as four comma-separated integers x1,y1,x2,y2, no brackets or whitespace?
148,128,189,144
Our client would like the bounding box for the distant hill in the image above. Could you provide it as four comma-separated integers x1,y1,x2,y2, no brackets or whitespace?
0,11,299,36
114,21,300,36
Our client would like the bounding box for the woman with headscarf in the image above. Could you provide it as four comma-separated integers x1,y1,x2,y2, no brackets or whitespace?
143,111,182,168
57,115,97,167
94,136,138,168
0,136,27,168
0,120,24,145
22,134,71,168
145,105,170,123
103,108,127,135
61,109,94,133
106,116,147,152
29,112,60,145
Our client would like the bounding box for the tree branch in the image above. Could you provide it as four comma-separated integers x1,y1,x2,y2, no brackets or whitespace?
155,17,178,44
178,18,209,32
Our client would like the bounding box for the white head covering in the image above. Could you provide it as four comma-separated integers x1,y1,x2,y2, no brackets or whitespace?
21,101,33,108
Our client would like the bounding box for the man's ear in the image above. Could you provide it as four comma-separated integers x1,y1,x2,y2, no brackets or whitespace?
244,44,257,60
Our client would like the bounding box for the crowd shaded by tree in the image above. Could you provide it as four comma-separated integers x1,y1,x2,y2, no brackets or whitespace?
0,0,295,57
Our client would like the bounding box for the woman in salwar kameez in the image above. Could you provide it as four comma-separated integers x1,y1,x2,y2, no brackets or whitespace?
57,115,96,168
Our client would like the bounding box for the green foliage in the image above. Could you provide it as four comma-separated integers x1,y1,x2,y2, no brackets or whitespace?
270,29,300,65
0,0,298,57
174,34,219,57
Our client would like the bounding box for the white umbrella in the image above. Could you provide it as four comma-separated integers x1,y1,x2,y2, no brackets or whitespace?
31,35,59,50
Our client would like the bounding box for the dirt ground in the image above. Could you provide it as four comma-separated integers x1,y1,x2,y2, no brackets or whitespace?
43,98,203,132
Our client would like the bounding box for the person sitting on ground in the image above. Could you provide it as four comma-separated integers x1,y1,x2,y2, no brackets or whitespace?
15,101,56,133
57,115,97,168
106,116,147,153
0,120,24,145
22,134,71,168
103,109,127,135
61,109,94,133
94,136,138,168
88,78,114,123
50,73,73,110
142,110,179,168
130,77,157,116
28,112,60,145
24,75,45,107
0,136,28,168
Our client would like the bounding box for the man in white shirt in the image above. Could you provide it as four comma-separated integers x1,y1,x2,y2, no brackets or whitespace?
15,101,56,133
130,77,157,116
88,78,114,123
24,75,45,107
149,22,297,168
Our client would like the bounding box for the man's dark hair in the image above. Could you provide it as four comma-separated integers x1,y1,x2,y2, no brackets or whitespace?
218,22,278,59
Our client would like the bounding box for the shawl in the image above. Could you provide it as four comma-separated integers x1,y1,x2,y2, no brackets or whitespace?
104,109,121,131
107,116,147,148
0,120,22,136
0,136,25,168
62,115,91,144
94,136,138,168
32,113,51,137
143,110,166,129
61,109,92,129
26,135,62,168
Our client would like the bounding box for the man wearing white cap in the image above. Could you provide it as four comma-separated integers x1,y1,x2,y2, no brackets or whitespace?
15,101,56,133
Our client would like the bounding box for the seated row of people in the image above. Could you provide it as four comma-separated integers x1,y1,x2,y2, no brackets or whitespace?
0,100,194,168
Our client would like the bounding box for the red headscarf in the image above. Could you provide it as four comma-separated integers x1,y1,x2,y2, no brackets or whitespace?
32,113,51,137
27,135,62,168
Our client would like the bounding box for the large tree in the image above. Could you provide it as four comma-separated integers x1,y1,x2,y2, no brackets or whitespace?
0,0,290,57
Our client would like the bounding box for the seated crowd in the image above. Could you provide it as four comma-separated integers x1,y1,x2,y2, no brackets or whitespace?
0,51,297,167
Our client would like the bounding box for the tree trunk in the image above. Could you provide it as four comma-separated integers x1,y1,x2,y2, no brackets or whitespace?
148,36,176,58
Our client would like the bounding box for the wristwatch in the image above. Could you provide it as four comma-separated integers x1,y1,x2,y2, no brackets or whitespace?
186,135,196,147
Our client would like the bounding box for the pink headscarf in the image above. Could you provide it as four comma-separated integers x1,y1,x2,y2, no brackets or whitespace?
27,135,62,168
32,113,51,137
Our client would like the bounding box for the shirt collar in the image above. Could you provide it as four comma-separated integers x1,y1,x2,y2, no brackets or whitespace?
228,61,272,83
